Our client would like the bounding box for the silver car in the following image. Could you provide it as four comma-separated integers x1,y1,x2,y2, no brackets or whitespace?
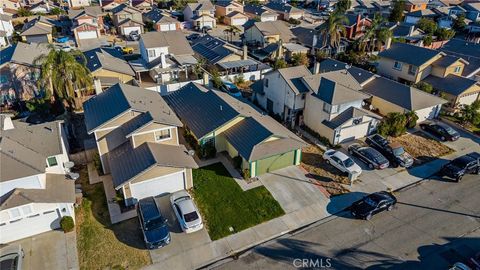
0,245,23,270
170,191,203,233
323,149,362,176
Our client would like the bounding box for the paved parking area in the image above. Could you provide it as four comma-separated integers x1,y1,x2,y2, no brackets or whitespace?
149,195,212,264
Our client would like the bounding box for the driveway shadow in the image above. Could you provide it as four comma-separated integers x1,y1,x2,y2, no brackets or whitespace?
405,157,450,179
326,191,368,217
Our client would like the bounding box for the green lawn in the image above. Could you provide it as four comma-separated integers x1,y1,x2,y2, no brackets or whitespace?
191,163,285,240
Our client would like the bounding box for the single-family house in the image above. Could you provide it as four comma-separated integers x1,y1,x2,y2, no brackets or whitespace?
131,0,153,11
183,0,216,30
404,9,437,24
405,0,428,12
164,82,307,178
0,116,75,244
83,83,198,205
464,2,480,22
438,38,480,79
265,2,304,21
69,7,104,47
0,0,21,15
215,0,248,26
143,8,181,31
343,13,372,40
244,20,295,47
244,4,278,22
354,0,392,17
67,0,91,8
386,22,424,40
111,4,144,36
20,16,54,43
0,11,13,47
28,1,51,14
291,26,347,56
99,0,124,11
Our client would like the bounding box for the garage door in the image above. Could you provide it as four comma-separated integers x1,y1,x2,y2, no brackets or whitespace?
415,106,440,123
232,17,247,26
256,151,295,175
458,93,479,106
202,21,214,28
123,26,141,36
0,208,61,243
26,35,48,43
160,23,176,31
337,122,370,143
130,171,185,200
78,31,98,40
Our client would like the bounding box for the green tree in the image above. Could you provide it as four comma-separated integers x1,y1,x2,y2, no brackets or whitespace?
50,7,64,15
34,45,93,109
452,14,467,31
336,0,352,13
358,13,392,52
318,11,348,50
414,81,433,94
17,7,33,17
389,0,405,22
435,27,455,41
378,112,408,137
291,53,309,67
273,58,287,70
423,34,433,46
316,50,329,60
460,100,480,126
405,111,419,129
210,67,222,89
416,18,437,34
192,57,206,79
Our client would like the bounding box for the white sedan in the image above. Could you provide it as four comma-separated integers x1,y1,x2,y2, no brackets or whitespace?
322,149,362,176
170,191,203,233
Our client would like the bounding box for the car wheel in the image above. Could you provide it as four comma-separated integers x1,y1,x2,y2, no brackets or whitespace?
348,149,353,155
440,136,446,141
387,205,393,211
421,125,425,130
368,163,374,169
365,214,372,221
326,159,330,164
456,175,463,182
476,169,480,175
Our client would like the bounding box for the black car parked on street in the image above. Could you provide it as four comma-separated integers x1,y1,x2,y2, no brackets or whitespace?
348,143,390,170
440,152,480,181
365,134,414,168
419,122,460,141
137,197,171,249
350,191,397,220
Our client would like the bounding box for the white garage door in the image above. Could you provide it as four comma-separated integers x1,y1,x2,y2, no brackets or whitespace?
458,93,479,106
78,31,98,40
415,106,440,123
160,23,176,31
130,171,185,200
337,122,370,143
123,26,141,35
0,208,61,244
202,21,214,28
232,17,247,26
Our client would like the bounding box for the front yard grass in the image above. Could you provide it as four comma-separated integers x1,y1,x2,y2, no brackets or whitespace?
76,166,151,270
391,132,454,165
191,163,284,240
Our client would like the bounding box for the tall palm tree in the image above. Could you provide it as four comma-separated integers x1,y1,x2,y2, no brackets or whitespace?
318,11,348,51
34,45,92,109
359,13,392,53
224,25,241,43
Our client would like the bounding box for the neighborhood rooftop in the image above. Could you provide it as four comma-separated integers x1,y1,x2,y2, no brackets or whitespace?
378,42,443,66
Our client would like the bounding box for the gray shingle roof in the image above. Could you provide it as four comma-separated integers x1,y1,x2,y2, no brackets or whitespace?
109,142,198,188
83,47,135,76
322,107,381,129
186,0,214,11
319,59,376,85
249,21,295,42
431,55,463,68
0,42,50,67
310,77,370,105
265,2,302,14
378,42,442,67
275,65,312,95
143,8,179,24
68,6,103,20
164,83,240,139
83,83,182,133
423,74,478,96
438,39,480,77
140,31,193,56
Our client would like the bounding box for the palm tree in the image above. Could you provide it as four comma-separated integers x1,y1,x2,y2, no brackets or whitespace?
318,11,348,51
34,45,92,109
359,13,392,53
224,25,241,43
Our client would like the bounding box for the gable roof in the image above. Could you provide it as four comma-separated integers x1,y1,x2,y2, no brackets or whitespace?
186,0,214,11
0,42,50,67
111,3,142,14
143,8,179,24
244,4,276,16
191,35,233,64
318,58,376,85
323,107,381,129
265,2,302,14
83,83,182,133
68,6,103,20
378,42,443,67
20,17,53,36
83,47,135,76
274,65,312,95
438,39,480,77
423,74,479,96
249,21,295,42
140,31,193,56
309,76,370,105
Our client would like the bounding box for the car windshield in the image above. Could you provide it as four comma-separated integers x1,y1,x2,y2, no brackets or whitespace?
364,197,378,207
443,125,457,135
184,211,199,222
392,147,405,156
145,217,166,230
343,158,354,167
451,158,470,168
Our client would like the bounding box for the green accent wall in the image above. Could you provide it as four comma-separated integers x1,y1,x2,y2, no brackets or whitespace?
256,151,296,176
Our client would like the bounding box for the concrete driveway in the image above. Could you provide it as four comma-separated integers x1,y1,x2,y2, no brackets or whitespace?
149,195,212,264
258,166,329,214
1,230,78,270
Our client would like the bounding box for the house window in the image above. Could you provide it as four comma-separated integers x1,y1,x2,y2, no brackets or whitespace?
21,205,33,216
148,49,156,58
301,93,306,100
322,103,338,113
393,61,402,71
408,65,417,75
9,208,20,219
265,78,269,87
47,156,58,167
454,66,461,73
155,129,171,141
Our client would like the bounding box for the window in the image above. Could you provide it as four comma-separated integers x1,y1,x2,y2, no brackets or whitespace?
155,129,171,141
21,205,33,216
393,61,402,71
148,49,156,58
408,65,417,75
265,78,269,87
9,208,20,219
301,93,306,100
454,66,461,73
322,103,338,113
47,156,58,167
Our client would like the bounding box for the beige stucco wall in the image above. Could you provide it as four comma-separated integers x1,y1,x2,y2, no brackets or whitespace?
378,54,443,83
92,69,134,83
131,166,184,184
132,127,178,147
371,96,406,115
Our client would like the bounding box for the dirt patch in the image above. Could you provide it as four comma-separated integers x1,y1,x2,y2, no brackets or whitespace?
390,132,454,165
301,144,350,196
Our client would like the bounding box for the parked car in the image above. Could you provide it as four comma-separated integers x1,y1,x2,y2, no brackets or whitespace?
170,191,203,233
420,122,460,141
440,152,480,181
322,149,362,176
0,245,24,270
350,191,397,220
137,197,171,249
449,262,472,270
468,251,480,270
220,81,242,97
186,33,201,41
120,46,134,54
365,134,414,168
55,36,69,43
129,31,140,41
348,143,390,170
200,25,212,32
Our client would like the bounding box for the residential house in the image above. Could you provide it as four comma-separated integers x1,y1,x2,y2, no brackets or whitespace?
244,4,278,22
0,116,75,244
343,13,372,40
215,0,248,26
405,0,429,12
378,42,480,108
68,7,104,47
131,0,153,11
28,1,51,14
404,9,437,24
183,0,216,29
265,2,304,21
434,5,466,29
0,42,50,104
99,0,125,11
353,0,392,17
143,8,181,31
83,83,198,206
244,20,295,47
164,82,307,178
0,0,21,15
83,47,135,92
386,22,425,41
291,26,347,56
111,4,144,36
438,38,480,79
67,0,91,8
0,11,13,47
20,16,54,43
131,31,197,85
464,2,480,22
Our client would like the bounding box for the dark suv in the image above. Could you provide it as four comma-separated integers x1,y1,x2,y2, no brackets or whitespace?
440,152,480,181
365,134,414,168
137,197,171,249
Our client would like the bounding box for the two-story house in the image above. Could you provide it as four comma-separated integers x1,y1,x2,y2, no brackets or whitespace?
183,0,216,30
215,0,248,26
111,4,144,36
0,116,75,244
132,31,197,85
265,2,303,21
464,2,480,22
67,0,91,8
20,16,54,43
143,8,181,31
0,11,13,47
343,13,372,40
244,4,278,22
68,7,104,47
244,20,295,47
405,0,428,12
83,83,198,206
404,9,437,25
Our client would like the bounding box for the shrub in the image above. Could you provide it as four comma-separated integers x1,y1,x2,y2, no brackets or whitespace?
288,18,301,25
405,111,419,129
183,129,199,150
199,142,216,159
92,153,103,175
414,82,433,94
242,168,250,179
378,112,407,137
60,216,74,232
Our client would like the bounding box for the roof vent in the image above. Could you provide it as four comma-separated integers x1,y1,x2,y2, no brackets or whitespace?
2,116,14,131
220,105,223,111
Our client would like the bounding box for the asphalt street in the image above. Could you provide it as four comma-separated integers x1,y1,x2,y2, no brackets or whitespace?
213,174,480,270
